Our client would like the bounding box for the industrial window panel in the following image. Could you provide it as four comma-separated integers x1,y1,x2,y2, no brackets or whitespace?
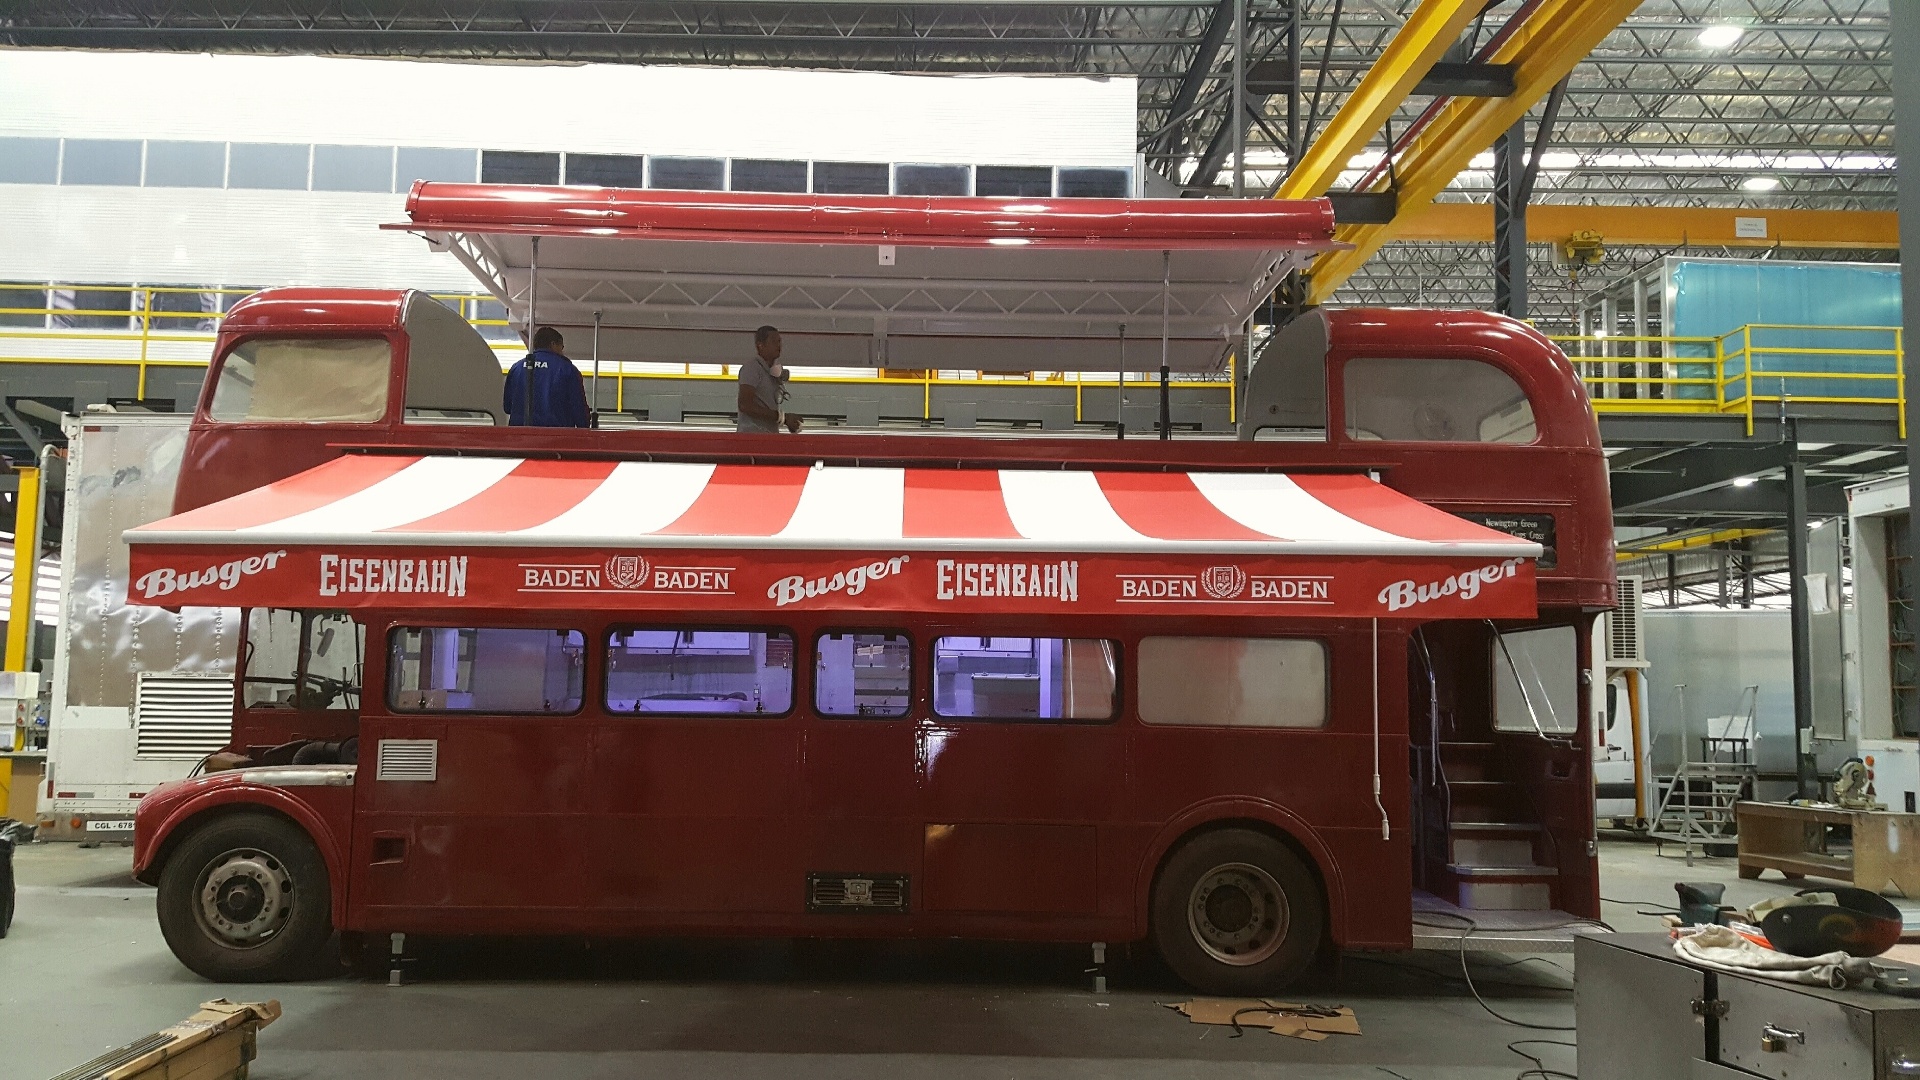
144,141,225,188
563,153,646,188
481,150,561,185
813,161,890,195
312,145,395,193
397,147,478,185
895,164,970,197
1057,167,1132,199
228,143,311,190
0,285,49,328
731,159,808,193
974,166,1053,198
61,139,142,186
0,138,59,184
649,157,725,191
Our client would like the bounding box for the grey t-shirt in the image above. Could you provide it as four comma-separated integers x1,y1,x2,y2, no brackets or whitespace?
736,356,782,433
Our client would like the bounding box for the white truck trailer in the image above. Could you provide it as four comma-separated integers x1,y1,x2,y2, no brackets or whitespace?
40,413,238,839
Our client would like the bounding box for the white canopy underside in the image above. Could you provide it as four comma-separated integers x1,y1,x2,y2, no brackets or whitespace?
428,231,1310,373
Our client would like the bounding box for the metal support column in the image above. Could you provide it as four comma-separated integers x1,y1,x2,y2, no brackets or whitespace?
1738,537,1754,609
1285,0,1301,169
1893,0,1920,736
1491,119,1527,319
1601,292,1619,396
4,465,40,673
1632,275,1650,400
1231,0,1247,196
1158,251,1172,440
1785,421,1819,798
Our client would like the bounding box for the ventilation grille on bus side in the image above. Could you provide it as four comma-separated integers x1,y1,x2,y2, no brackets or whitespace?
807,873,910,913
1608,577,1645,663
375,739,439,782
133,672,235,759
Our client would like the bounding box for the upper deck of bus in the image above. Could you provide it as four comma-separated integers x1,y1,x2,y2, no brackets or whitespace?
172,188,1611,611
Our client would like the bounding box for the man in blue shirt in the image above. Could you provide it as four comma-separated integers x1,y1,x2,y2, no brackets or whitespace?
504,326,591,428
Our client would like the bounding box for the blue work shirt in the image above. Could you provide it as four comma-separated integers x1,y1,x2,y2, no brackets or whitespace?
503,349,591,428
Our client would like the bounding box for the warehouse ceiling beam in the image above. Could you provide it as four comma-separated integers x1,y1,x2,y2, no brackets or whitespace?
1271,0,1484,201
1394,204,1900,250
1147,0,1236,168
1609,443,1796,512
1304,0,1645,304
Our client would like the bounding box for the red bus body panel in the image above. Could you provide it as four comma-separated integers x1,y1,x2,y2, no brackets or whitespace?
145,294,1608,954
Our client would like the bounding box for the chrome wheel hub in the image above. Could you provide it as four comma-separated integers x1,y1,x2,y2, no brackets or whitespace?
195,848,292,948
1188,862,1289,966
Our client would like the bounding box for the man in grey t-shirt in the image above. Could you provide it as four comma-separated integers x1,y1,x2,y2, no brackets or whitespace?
737,325,803,434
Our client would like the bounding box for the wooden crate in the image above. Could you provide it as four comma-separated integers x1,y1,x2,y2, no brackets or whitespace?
49,999,281,1080
1735,800,1920,896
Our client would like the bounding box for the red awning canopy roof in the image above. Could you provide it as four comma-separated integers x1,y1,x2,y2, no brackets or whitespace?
384,184,1344,373
125,456,1537,619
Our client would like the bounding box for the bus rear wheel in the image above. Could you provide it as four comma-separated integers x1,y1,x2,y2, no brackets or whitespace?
1152,828,1324,995
156,812,332,982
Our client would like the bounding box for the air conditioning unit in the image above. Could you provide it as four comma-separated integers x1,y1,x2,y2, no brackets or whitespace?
1605,577,1646,665
134,672,235,758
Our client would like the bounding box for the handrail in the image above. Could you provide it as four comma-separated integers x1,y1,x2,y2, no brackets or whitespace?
1552,322,1904,437
0,289,1237,424
0,289,1904,431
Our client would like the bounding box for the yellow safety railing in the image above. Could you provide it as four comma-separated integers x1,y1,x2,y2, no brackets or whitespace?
1552,323,1905,438
1,287,1900,435
0,287,1238,426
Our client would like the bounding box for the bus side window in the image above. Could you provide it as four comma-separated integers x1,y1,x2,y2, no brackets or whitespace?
1136,637,1326,728
1342,357,1537,444
605,629,795,716
244,608,365,710
932,636,1117,722
815,632,911,718
388,627,586,714
209,337,391,424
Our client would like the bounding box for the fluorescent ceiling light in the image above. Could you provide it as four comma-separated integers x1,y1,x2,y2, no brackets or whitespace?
1698,23,1744,48
986,237,1032,246
1741,176,1780,192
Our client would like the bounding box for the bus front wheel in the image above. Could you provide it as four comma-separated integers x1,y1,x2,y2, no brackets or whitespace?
1152,828,1324,995
156,812,332,982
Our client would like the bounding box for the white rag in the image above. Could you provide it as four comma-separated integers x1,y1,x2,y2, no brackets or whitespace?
1673,925,1878,988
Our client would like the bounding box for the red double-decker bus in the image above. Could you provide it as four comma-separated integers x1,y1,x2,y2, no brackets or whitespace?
125,188,1610,992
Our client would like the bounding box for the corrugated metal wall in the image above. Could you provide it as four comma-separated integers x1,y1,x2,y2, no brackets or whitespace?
0,52,1138,290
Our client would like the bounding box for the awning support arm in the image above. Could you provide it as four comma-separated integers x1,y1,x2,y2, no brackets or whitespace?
1159,250,1172,441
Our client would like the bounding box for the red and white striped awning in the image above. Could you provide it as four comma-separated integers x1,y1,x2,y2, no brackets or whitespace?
126,455,1539,618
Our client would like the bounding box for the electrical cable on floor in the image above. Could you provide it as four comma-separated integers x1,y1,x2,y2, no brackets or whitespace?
1411,912,1612,1032
1507,1038,1578,1080
1600,896,1674,908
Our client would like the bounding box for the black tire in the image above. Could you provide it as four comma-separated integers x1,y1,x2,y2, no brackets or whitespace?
156,812,332,981
1151,828,1325,995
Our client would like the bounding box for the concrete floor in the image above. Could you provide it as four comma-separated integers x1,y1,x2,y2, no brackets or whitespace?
1,839,1814,1080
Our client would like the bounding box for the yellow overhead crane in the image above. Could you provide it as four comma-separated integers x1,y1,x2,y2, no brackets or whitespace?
1394,204,1899,252
1280,0,1646,303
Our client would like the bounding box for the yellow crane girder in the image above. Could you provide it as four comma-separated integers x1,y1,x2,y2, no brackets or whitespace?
1273,0,1486,201
1306,0,1646,303
1394,203,1899,251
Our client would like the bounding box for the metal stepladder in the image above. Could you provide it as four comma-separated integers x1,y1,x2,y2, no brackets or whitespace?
1652,684,1759,864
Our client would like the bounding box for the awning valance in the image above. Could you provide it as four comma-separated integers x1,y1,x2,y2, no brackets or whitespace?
126,455,1539,618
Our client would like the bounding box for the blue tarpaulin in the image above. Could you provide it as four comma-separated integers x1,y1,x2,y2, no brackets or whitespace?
1666,259,1900,402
